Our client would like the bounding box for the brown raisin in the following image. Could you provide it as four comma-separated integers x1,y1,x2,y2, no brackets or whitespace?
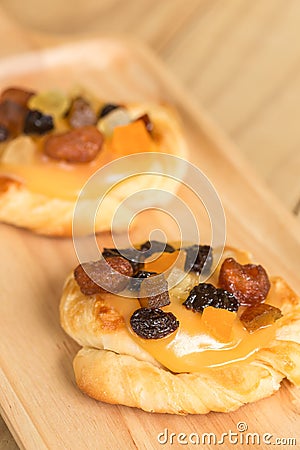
139,274,170,308
183,283,239,312
130,308,179,339
219,258,270,306
183,244,213,274
0,100,28,137
240,303,283,332
1,87,34,107
74,256,133,295
44,126,103,163
67,97,97,128
102,247,144,274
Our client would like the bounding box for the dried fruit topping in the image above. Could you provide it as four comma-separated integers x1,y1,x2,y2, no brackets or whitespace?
139,274,170,308
134,114,153,133
139,240,175,257
183,283,239,313
97,107,131,137
98,103,120,118
201,306,236,342
44,126,103,163
219,258,271,306
111,120,153,154
240,303,283,332
67,97,97,128
1,87,34,107
0,100,28,137
28,90,69,119
184,244,213,274
102,247,144,274
130,308,179,339
0,125,9,142
129,270,157,291
24,110,54,135
74,256,133,295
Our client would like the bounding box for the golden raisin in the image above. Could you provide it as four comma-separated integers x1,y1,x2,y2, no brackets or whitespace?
240,303,282,332
219,258,270,306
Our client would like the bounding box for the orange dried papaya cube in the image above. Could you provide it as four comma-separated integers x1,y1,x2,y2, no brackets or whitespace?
201,306,236,342
111,120,154,155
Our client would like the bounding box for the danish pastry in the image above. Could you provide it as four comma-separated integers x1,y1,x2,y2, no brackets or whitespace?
60,243,300,414
0,87,188,235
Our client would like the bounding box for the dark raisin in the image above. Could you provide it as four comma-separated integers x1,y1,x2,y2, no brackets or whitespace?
219,258,270,306
139,240,175,258
24,110,54,135
240,304,282,332
67,97,97,128
130,308,179,339
129,270,157,291
135,114,153,133
98,103,120,118
102,247,144,274
139,274,170,308
183,283,239,313
74,256,133,295
183,245,213,274
0,125,9,142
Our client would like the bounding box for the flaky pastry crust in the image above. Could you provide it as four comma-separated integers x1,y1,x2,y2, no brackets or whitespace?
60,252,300,414
0,103,188,236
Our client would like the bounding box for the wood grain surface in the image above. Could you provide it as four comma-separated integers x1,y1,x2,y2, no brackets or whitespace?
0,39,299,450
0,0,299,219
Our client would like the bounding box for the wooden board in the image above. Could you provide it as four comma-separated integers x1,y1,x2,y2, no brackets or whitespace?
0,39,299,450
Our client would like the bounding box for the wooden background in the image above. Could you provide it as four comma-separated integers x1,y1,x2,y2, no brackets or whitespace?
0,1,299,448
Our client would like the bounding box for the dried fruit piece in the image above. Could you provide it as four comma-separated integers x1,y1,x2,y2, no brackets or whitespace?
129,270,157,291
24,110,54,135
144,251,180,274
219,258,271,306
67,97,97,128
1,136,36,164
139,274,170,308
111,120,154,154
97,107,131,136
183,244,213,274
0,100,28,137
74,256,133,295
0,125,8,142
134,114,153,133
183,283,239,312
240,303,283,332
102,247,144,274
98,103,120,118
28,90,69,119
139,240,175,256
1,87,34,107
201,306,236,342
130,308,179,339
44,126,103,163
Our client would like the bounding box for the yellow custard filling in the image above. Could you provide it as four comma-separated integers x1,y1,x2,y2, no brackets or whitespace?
0,125,157,201
107,248,280,373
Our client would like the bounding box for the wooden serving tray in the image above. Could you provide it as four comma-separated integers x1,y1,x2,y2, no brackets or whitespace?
0,39,299,450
